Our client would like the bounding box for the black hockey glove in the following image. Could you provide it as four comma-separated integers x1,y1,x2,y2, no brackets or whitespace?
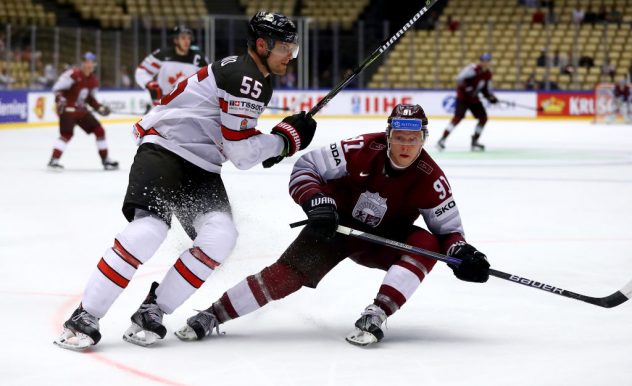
302,193,339,240
97,105,111,116
487,95,499,104
263,112,317,168
146,81,162,105
447,242,490,283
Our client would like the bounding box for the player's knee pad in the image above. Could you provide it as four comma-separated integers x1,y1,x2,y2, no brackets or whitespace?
192,211,238,265
477,116,488,126
116,212,169,264
93,125,105,138
60,132,73,141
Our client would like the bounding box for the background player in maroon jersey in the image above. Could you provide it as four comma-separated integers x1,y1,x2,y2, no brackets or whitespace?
176,104,489,347
610,78,631,123
47,52,116,171
437,53,498,152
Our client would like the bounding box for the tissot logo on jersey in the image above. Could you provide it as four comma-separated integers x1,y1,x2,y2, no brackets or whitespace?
227,97,265,117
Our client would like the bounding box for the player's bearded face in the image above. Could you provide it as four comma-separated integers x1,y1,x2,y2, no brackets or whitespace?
388,130,425,168
266,40,298,76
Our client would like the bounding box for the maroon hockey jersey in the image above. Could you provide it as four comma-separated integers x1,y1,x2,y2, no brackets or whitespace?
52,68,102,111
289,132,466,251
456,63,494,104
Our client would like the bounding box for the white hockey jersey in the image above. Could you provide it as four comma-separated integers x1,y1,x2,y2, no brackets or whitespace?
134,54,284,173
135,46,209,95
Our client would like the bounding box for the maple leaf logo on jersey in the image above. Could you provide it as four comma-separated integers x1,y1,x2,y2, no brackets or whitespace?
168,71,185,85
352,191,388,227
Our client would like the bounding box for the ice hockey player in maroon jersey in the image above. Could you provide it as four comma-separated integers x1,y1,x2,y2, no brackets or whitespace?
135,25,209,107
609,79,631,123
47,52,117,171
437,53,498,151
176,104,490,347
54,12,316,351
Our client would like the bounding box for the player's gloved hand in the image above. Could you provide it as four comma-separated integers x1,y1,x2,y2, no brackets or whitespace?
97,105,111,116
263,112,317,168
55,96,67,115
488,95,499,104
302,193,339,240
447,241,490,283
146,81,162,105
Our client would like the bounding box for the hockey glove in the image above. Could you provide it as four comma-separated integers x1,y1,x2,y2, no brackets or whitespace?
55,95,67,115
302,193,339,240
487,95,499,104
146,81,162,105
97,105,111,116
447,241,490,283
272,111,317,157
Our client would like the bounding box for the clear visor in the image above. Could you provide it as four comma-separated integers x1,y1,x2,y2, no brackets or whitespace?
270,41,300,59
388,118,427,145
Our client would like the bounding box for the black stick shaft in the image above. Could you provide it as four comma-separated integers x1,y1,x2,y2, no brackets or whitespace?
307,0,441,118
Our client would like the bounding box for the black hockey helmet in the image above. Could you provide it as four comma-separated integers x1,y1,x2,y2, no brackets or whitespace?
247,11,298,49
172,25,193,39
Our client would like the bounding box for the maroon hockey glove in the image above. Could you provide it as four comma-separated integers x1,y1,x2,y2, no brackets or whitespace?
146,81,162,105
271,111,317,157
302,193,339,240
55,95,67,115
447,242,489,283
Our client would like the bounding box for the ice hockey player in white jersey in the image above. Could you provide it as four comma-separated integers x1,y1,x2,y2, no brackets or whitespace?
54,11,317,351
135,25,208,107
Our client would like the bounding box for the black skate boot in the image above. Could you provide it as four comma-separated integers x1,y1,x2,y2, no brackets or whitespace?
471,135,485,152
102,157,119,171
54,304,101,351
175,308,220,341
47,157,64,171
123,282,167,347
345,304,387,346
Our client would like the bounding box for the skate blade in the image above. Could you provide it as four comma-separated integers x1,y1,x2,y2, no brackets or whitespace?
103,165,119,171
54,329,94,351
122,323,161,347
345,328,378,347
174,325,199,341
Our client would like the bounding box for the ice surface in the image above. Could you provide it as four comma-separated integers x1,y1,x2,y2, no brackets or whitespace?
1,116,631,386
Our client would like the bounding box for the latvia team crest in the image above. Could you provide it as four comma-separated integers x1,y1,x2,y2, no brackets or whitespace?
352,191,388,227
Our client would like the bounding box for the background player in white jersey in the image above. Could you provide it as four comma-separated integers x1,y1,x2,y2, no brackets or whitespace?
55,11,317,351
176,104,489,347
135,25,209,107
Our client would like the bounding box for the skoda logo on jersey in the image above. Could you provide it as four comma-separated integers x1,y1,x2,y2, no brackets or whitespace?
443,96,457,113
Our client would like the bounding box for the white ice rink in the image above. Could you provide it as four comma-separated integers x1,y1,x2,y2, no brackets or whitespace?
1,115,631,386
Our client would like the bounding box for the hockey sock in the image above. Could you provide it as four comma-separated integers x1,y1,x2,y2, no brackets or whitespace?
374,254,433,316
155,212,237,314
82,215,168,318
95,128,108,159
211,261,305,323
52,133,72,159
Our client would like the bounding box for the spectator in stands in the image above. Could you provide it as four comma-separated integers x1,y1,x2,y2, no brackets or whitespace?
532,7,546,25
0,67,15,90
571,3,585,24
525,72,538,90
583,5,597,25
561,50,577,76
447,15,460,34
579,54,594,69
606,6,622,25
536,49,550,67
596,3,607,24
600,58,615,82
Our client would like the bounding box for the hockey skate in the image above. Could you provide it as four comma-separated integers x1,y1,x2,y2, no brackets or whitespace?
102,157,119,171
470,136,485,152
123,282,167,347
47,157,64,171
54,304,101,351
174,309,219,341
345,304,387,347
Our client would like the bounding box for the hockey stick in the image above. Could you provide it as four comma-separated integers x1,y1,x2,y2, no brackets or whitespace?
262,0,441,168
499,100,544,112
289,220,632,308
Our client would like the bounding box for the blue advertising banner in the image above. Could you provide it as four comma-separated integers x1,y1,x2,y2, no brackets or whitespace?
0,90,28,123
